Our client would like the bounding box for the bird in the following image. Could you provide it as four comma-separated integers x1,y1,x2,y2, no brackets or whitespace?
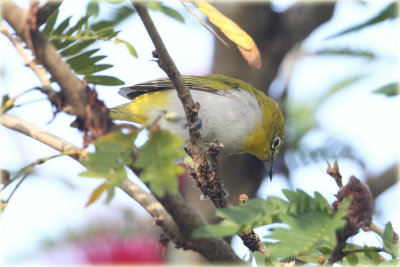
110,74,285,180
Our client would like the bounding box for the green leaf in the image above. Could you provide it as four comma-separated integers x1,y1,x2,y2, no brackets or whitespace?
95,27,119,39
67,48,100,61
42,9,59,36
60,39,96,57
266,198,350,261
380,259,400,265
80,131,136,178
342,243,383,265
75,64,113,75
135,130,185,197
328,75,366,95
194,190,350,263
383,222,399,257
344,252,359,265
146,1,185,23
85,75,124,86
66,49,106,72
328,2,398,38
193,197,287,238
86,1,100,17
115,38,138,57
91,5,136,31
66,16,90,36
316,48,376,60
373,83,399,96
53,16,72,36
80,131,137,203
384,222,395,248
85,182,109,206
73,56,107,73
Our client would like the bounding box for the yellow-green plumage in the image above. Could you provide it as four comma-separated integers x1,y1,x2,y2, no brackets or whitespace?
110,75,285,178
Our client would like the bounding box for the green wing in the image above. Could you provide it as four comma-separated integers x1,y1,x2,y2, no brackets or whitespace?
118,74,245,100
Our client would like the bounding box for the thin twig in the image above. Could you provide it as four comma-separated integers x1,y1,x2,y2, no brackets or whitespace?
2,2,87,117
0,114,183,246
0,23,51,87
0,114,80,156
0,113,241,263
342,247,384,256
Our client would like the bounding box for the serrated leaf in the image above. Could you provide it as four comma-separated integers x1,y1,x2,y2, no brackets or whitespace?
115,38,138,57
42,9,59,36
60,39,96,57
85,75,124,86
266,198,350,261
328,2,398,39
85,182,109,206
135,130,185,197
373,83,399,96
80,131,136,177
80,131,136,203
86,1,100,17
193,197,287,238
146,1,184,23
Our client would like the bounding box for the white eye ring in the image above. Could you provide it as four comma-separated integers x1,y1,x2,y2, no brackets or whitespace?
271,136,281,150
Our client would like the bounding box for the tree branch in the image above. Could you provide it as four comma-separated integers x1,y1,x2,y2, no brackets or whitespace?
2,2,87,117
132,3,266,255
0,114,79,154
0,113,241,263
0,23,51,88
132,4,205,159
132,3,267,256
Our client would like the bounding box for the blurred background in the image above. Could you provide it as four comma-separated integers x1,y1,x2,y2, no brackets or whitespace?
0,0,399,264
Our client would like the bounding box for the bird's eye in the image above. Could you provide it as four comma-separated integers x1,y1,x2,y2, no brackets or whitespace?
271,136,281,150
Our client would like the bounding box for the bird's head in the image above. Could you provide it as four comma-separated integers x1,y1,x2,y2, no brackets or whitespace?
241,93,285,180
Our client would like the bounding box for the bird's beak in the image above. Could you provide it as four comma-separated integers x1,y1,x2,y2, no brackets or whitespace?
263,156,274,181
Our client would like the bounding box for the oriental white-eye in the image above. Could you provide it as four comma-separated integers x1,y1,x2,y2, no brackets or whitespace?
110,74,285,179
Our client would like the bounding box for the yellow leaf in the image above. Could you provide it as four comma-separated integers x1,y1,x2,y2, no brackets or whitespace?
197,1,261,69
197,1,253,50
0,200,7,217
85,182,109,207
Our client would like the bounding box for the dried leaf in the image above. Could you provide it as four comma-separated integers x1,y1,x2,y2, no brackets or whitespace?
197,1,261,69
238,45,262,69
86,182,109,206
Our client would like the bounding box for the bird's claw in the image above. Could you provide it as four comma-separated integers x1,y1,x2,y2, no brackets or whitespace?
189,118,202,131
